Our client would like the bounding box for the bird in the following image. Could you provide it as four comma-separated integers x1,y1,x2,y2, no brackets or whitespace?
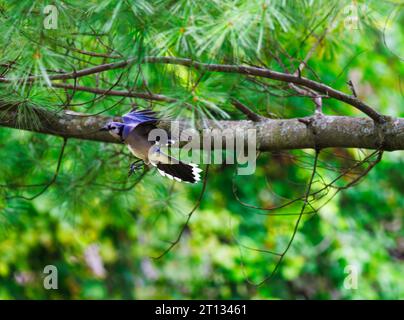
100,109,202,183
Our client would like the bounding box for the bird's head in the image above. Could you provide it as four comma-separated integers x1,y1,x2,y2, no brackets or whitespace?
100,121,125,140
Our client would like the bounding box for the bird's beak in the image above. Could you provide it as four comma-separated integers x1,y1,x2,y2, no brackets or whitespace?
99,125,109,132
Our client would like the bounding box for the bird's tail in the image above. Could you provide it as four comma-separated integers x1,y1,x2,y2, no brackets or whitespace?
156,160,202,183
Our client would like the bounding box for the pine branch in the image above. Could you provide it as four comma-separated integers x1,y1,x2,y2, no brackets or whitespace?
0,56,385,123
51,83,176,103
230,98,264,122
0,102,402,152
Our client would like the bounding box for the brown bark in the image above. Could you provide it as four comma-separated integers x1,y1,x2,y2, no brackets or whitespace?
0,56,384,122
0,103,403,151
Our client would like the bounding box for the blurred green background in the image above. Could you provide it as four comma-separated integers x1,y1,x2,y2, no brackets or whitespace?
0,0,403,299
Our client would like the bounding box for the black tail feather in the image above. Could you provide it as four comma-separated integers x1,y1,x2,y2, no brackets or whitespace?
156,162,202,183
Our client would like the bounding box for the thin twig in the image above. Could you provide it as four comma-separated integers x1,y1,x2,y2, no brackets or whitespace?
230,98,264,122
260,149,320,284
347,80,358,97
6,138,68,200
152,164,210,259
51,83,176,103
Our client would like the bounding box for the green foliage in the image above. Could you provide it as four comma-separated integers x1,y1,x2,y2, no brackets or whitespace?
0,0,403,299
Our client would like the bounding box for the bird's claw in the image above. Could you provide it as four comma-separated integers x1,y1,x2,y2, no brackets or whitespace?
128,162,143,177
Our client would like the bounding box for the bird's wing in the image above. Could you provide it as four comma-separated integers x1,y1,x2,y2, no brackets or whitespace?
121,108,158,140
122,124,137,140
122,108,157,126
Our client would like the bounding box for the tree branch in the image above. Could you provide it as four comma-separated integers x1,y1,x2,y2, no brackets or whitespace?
0,102,403,152
230,98,264,122
51,83,176,103
0,56,385,122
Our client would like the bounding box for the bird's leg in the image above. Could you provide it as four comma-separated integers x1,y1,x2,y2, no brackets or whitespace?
128,160,143,176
